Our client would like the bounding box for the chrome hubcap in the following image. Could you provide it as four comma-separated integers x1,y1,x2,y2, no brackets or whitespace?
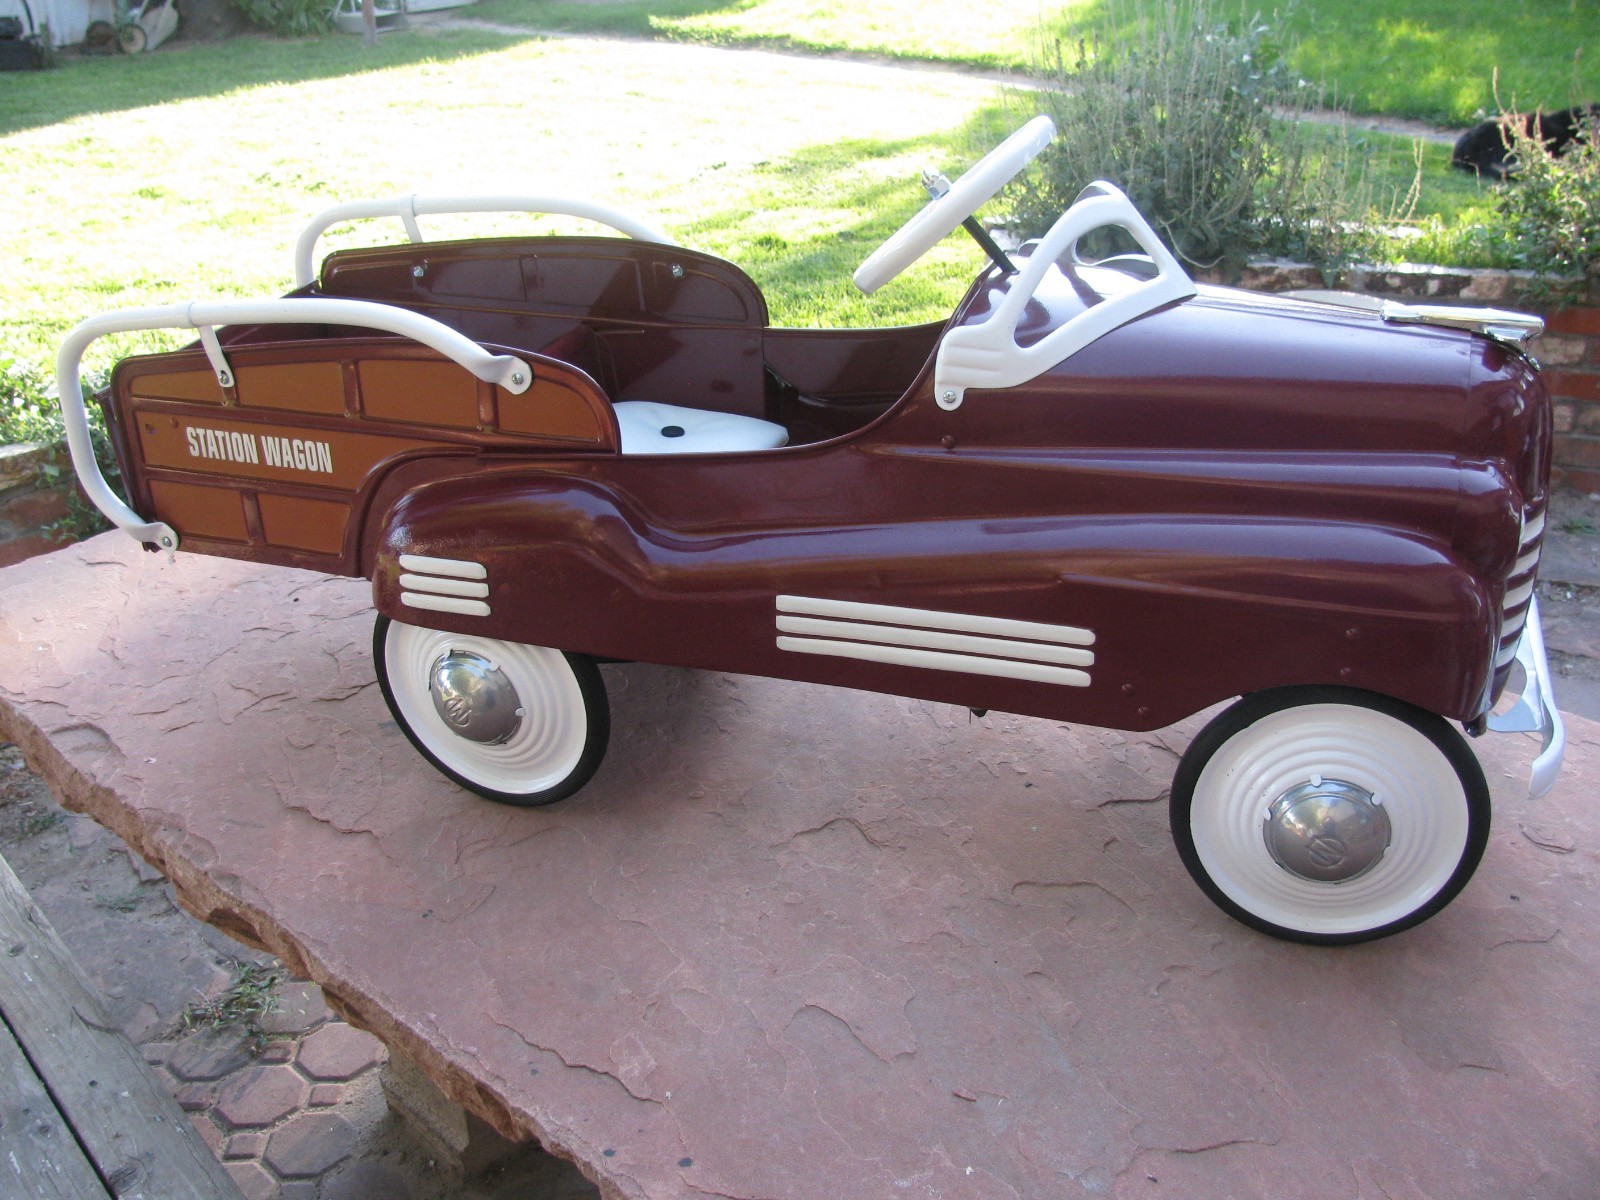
1263,777,1392,883
428,650,523,745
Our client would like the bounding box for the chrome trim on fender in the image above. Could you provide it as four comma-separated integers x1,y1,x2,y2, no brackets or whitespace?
398,554,487,580
398,554,491,618
777,595,1094,646
398,573,489,599
1485,596,1565,799
1381,301,1544,348
775,595,1095,687
402,593,492,618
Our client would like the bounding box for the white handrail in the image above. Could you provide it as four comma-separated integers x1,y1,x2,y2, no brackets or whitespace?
293,193,677,288
933,181,1196,410
55,297,534,552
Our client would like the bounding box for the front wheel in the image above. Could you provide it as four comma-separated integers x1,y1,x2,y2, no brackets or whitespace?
1171,687,1490,944
374,616,609,806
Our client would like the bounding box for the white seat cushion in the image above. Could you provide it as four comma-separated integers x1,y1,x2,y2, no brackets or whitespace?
614,401,789,455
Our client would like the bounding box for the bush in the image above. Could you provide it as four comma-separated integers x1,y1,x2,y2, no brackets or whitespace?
2,355,118,541
1006,0,1379,274
1,356,62,447
229,0,332,37
1493,111,1600,291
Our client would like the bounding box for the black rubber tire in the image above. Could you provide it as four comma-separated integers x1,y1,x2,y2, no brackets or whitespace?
1170,686,1491,945
373,615,610,807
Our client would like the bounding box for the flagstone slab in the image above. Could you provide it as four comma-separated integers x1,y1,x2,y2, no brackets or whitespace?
2,535,1598,1200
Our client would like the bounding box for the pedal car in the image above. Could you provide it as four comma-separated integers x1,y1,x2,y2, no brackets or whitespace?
55,117,1564,943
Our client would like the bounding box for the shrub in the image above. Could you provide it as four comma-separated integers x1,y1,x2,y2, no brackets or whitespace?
2,355,118,542
1493,111,1600,292
1006,0,1380,274
229,0,332,38
1,356,61,447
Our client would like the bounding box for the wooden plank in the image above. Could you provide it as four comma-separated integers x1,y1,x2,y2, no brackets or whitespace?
0,1021,108,1198
0,853,245,1200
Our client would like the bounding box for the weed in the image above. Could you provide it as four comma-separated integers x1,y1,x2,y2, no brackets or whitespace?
182,961,286,1055
94,889,143,912
1560,517,1598,536
1491,108,1600,301
1006,1,1385,275
19,808,63,837
230,0,333,37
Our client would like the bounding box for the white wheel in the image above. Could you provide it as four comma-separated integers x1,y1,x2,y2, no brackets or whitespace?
853,115,1056,294
1171,688,1490,944
374,617,608,806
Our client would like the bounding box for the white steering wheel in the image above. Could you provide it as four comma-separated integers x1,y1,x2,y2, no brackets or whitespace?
853,115,1056,295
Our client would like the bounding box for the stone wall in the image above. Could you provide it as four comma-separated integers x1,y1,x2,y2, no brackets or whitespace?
1219,261,1600,494
0,443,73,569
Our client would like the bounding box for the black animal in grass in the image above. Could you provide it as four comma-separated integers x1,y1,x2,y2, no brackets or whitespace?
1452,103,1600,179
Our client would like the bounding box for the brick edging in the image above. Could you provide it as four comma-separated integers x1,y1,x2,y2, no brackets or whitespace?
0,442,74,568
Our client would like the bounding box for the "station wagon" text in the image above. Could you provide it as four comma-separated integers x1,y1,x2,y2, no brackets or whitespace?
185,427,334,475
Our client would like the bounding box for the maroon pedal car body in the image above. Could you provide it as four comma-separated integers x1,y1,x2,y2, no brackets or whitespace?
56,119,1563,944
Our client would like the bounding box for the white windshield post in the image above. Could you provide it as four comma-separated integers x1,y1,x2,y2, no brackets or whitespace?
933,181,1196,410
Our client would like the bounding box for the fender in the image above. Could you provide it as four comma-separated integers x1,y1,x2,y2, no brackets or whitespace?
368,463,1494,731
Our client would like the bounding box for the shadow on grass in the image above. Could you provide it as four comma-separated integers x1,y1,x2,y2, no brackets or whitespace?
474,0,1034,72
468,0,742,36
1,27,526,138
684,105,1015,327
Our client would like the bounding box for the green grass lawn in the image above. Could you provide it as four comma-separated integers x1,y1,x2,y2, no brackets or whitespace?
0,6,1573,426
469,0,1600,126
1,29,999,385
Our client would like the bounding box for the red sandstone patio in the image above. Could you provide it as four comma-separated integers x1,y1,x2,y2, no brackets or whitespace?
1,534,1597,1199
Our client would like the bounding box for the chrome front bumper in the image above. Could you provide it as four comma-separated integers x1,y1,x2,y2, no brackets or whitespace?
1486,596,1566,798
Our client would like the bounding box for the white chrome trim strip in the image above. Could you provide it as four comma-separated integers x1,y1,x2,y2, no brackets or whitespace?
1511,547,1541,577
399,573,490,599
776,595,1094,647
1503,580,1534,611
776,614,1094,667
777,636,1091,687
1521,509,1546,543
398,554,487,580
401,593,491,618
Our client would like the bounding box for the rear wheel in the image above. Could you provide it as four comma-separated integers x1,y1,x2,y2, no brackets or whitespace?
1171,687,1490,944
374,616,609,806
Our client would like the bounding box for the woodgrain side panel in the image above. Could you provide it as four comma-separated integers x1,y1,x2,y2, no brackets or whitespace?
148,479,250,543
258,493,351,554
359,359,480,429
129,367,224,405
235,360,347,415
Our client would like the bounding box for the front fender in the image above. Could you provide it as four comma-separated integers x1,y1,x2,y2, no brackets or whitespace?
367,462,1496,730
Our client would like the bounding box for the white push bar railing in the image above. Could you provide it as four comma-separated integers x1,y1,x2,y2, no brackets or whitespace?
293,194,677,288
55,297,534,552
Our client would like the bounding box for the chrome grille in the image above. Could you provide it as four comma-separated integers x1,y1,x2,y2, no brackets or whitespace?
1495,503,1545,668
